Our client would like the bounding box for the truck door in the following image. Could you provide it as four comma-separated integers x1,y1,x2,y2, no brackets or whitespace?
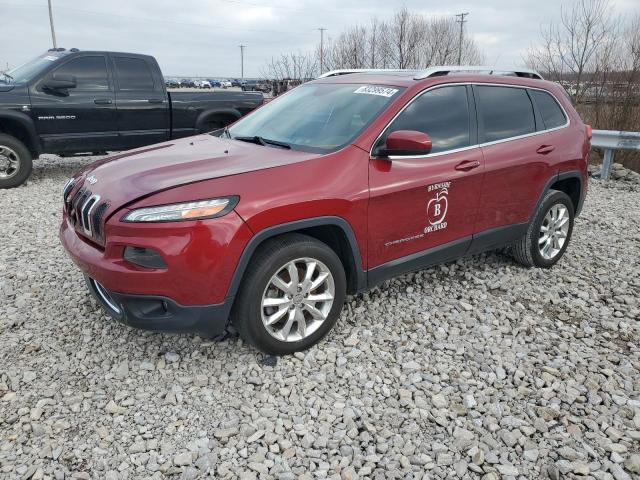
110,55,170,149
29,54,118,154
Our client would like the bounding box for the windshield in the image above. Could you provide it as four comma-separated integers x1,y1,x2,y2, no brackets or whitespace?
228,83,404,153
2,54,62,84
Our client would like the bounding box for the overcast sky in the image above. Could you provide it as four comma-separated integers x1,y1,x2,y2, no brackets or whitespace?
1,0,638,78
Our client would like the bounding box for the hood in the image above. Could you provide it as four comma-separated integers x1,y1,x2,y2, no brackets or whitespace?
72,134,321,210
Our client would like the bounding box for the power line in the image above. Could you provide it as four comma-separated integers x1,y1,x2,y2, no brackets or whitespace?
47,0,57,48
318,28,326,75
239,45,246,79
455,12,469,66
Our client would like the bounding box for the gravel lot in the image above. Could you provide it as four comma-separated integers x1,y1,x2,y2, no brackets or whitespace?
1,156,639,480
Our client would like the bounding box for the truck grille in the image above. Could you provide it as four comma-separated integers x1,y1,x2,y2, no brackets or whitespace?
66,187,108,241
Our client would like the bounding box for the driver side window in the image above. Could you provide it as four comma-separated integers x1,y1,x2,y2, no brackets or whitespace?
377,85,471,155
46,56,110,92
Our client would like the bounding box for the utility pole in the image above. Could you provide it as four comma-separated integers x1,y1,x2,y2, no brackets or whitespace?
318,28,326,75
239,45,245,79
48,0,57,48
455,12,468,66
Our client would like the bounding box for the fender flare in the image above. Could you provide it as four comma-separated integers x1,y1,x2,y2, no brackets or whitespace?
532,170,585,221
195,108,242,132
0,109,41,156
225,216,367,300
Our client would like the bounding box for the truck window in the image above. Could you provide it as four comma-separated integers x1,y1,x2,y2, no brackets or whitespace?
476,86,536,142
113,57,155,91
48,56,109,91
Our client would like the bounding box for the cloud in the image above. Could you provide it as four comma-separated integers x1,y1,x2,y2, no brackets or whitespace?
1,0,638,77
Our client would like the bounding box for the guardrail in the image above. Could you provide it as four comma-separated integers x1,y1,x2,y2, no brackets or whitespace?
591,129,640,180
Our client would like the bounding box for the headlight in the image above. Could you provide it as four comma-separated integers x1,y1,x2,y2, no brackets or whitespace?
122,196,238,222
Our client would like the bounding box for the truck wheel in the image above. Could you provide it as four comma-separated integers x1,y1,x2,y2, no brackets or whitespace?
232,233,347,355
512,189,574,268
0,134,32,189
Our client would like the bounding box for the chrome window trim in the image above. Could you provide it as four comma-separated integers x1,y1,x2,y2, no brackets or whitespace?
370,82,570,160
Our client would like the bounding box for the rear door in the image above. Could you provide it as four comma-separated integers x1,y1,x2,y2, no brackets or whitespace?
30,54,118,153
110,55,170,149
368,84,484,277
474,84,555,234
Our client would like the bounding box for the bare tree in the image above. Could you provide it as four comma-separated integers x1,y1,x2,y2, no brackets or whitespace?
527,0,640,169
264,7,485,79
526,0,617,102
261,52,318,82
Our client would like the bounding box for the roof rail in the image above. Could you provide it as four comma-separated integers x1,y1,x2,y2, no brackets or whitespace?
318,69,417,78
414,65,543,80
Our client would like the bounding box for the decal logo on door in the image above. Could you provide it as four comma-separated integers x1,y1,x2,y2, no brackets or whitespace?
424,182,450,234
384,181,452,247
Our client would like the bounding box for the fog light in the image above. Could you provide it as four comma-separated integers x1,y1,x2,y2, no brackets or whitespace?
124,246,167,269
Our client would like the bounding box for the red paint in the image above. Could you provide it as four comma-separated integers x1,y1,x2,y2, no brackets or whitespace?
61,72,589,309
386,130,433,154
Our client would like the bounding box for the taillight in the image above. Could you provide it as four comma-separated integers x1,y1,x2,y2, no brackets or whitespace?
586,124,592,140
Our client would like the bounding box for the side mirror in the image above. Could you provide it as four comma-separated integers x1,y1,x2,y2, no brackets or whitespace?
377,130,432,157
43,74,77,91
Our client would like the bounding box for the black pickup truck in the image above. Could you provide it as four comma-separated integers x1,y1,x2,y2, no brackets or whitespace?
0,49,264,188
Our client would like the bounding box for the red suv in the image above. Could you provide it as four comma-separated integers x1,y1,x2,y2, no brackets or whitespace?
60,67,590,355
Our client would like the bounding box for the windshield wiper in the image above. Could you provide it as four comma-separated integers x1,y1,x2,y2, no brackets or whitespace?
233,135,291,149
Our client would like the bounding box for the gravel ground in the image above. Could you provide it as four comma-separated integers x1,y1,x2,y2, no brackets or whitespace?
1,155,639,480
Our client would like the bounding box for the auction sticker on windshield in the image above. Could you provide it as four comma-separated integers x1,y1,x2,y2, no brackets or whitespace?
354,85,399,97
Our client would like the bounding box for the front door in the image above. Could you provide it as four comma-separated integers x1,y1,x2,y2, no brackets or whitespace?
368,85,484,281
30,54,118,153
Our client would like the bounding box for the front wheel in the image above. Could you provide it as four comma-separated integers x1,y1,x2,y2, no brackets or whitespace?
232,234,347,355
0,134,32,189
512,189,575,268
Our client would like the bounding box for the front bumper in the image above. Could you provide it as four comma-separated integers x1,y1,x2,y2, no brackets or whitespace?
60,209,253,336
85,276,231,337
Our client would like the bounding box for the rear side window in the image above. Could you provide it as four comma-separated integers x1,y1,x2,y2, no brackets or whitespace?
113,57,155,91
380,85,471,154
530,89,567,130
476,86,535,142
50,56,109,91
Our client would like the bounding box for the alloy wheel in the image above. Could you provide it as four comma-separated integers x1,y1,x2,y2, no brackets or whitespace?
261,257,335,342
0,145,20,179
539,203,570,260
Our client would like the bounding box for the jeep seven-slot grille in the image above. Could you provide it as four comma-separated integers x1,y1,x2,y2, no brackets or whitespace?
66,186,108,241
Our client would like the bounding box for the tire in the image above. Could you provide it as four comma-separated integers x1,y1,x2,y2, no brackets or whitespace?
0,134,32,189
232,233,347,355
512,189,574,268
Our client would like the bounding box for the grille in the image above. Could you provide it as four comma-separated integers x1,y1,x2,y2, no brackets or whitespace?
66,187,108,241
92,202,109,239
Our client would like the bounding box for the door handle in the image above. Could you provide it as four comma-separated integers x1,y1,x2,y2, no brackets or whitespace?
454,160,480,171
93,98,112,105
536,145,555,155
147,98,164,104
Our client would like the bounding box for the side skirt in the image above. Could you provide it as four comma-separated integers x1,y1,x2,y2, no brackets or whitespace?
366,223,528,288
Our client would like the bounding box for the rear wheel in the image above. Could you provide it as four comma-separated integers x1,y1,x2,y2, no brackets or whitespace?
512,189,574,268
0,134,32,189
232,234,346,355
